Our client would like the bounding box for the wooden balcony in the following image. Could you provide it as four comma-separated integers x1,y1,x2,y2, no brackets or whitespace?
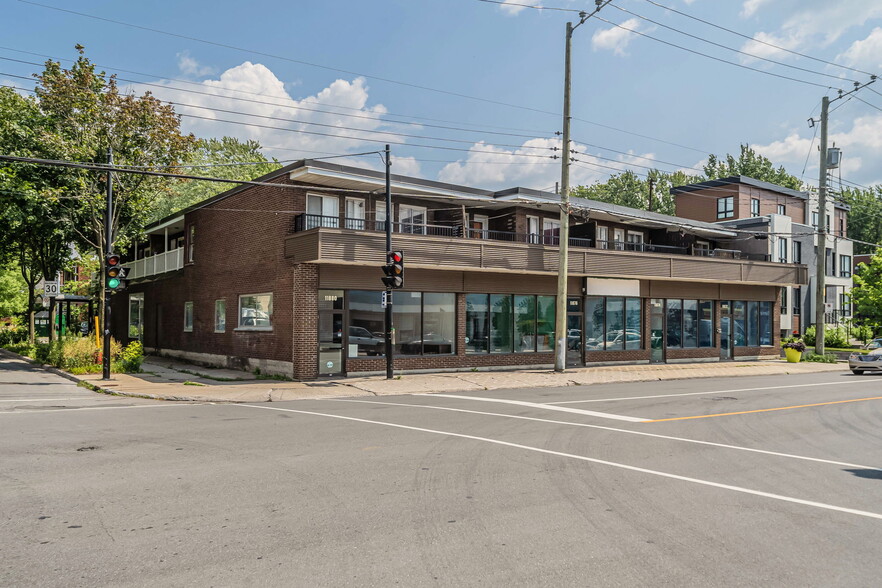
284,227,807,287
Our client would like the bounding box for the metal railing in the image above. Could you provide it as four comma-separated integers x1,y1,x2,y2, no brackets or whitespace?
693,248,771,262
127,247,184,280
294,213,459,236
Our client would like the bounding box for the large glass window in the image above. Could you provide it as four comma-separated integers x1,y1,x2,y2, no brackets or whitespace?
698,300,713,347
793,241,802,264
717,196,734,219
466,294,489,354
537,296,555,352
490,294,513,353
400,205,427,235
666,300,682,348
394,291,423,355
585,297,604,350
732,301,746,346
751,198,760,217
683,299,698,348
605,298,624,350
759,302,773,346
625,298,642,350
793,287,801,315
307,193,339,228
747,301,759,346
840,255,852,278
183,301,193,332
585,297,642,351
238,293,272,330
514,295,536,353
422,293,456,355
348,290,385,357
469,294,555,354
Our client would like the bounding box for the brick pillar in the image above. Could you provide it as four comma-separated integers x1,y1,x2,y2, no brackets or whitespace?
292,263,319,380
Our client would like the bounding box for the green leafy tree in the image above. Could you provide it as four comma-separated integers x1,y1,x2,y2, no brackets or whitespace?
148,137,278,222
852,250,882,328
0,263,28,318
703,144,801,189
572,169,700,216
838,186,882,255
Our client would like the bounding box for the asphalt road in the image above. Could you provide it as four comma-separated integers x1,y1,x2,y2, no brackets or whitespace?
2,353,882,587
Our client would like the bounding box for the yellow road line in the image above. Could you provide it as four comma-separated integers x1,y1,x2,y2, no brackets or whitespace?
645,395,882,423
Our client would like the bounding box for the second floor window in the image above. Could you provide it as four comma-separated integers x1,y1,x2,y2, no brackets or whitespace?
812,211,819,229
307,194,339,228
400,205,427,235
793,241,802,264
840,255,852,277
596,225,608,249
717,196,734,219
751,198,760,217
780,287,788,315
777,204,786,215
777,238,788,263
826,248,835,276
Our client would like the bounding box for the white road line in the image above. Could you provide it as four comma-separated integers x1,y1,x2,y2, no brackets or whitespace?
0,403,200,415
327,398,881,471
546,379,866,405
0,398,92,403
432,394,647,422
237,403,882,521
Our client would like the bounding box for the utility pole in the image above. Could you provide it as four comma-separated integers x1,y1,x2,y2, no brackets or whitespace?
383,144,394,380
102,148,113,381
648,176,655,212
554,1,609,372
811,76,876,355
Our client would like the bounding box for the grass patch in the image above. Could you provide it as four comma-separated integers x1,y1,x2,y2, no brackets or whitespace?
182,381,206,387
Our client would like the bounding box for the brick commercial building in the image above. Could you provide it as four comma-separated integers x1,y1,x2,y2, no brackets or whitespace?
672,175,852,337
111,161,806,379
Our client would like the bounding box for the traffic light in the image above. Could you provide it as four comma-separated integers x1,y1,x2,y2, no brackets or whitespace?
381,250,404,289
104,253,128,292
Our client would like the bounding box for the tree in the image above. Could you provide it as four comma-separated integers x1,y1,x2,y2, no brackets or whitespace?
838,186,882,255
148,137,278,222
703,144,801,189
0,263,28,319
571,169,701,216
0,87,74,342
33,46,194,327
851,250,882,329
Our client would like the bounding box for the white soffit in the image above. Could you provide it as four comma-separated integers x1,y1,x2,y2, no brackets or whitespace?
289,167,494,201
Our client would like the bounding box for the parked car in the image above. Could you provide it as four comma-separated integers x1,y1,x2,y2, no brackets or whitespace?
863,338,882,350
348,326,384,355
849,348,882,374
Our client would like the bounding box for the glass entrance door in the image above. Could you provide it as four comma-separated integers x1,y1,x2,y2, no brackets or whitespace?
650,298,664,363
318,290,344,375
720,300,733,360
566,296,583,367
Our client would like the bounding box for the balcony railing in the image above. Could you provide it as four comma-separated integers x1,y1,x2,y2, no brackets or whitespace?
127,247,184,280
291,213,773,262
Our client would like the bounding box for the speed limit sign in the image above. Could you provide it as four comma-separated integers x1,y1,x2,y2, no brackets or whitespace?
43,281,60,297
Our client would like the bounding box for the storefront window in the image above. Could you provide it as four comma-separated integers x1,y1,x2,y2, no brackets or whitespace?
585,297,604,351
625,298,641,350
666,299,682,348
698,300,713,347
537,296,556,352
605,297,624,350
393,291,422,355
733,301,746,346
466,294,489,354
514,295,536,352
759,301,773,346
348,291,385,357
422,292,456,355
683,299,698,348
490,294,513,353
747,301,759,346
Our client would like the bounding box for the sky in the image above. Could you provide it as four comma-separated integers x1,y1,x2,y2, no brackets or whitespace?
2,0,881,194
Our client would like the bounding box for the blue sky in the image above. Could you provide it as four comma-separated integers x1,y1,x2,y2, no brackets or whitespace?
2,0,881,192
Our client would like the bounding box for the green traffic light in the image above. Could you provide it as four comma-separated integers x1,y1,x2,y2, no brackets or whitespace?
108,278,121,289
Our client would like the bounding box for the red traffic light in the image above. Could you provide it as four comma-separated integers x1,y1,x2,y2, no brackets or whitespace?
106,254,120,266
390,251,403,263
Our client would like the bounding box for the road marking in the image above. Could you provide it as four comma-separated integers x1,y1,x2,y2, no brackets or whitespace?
0,404,199,414
237,403,882,521
0,397,92,403
431,394,647,422
646,395,882,422
547,379,865,405
327,398,881,471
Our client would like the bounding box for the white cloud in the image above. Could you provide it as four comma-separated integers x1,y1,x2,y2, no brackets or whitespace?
740,0,771,19
437,137,657,190
836,27,882,71
498,0,533,16
739,0,882,61
176,51,215,77
392,155,421,177
140,61,396,160
591,18,644,57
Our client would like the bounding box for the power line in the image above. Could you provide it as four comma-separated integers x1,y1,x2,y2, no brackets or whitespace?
641,0,878,78
592,15,839,91
609,3,857,84
571,139,703,172
476,0,579,12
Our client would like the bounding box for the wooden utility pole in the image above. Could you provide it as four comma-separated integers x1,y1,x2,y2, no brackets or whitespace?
814,96,829,356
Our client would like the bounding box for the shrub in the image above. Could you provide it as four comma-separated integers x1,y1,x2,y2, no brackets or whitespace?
60,337,100,371
0,325,28,346
782,339,806,352
802,352,838,363
118,341,144,373
852,324,874,343
803,325,849,348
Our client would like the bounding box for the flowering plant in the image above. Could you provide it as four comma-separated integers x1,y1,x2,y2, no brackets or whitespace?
782,339,806,352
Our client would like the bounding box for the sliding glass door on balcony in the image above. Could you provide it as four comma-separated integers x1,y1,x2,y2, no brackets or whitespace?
345,198,365,230
307,194,339,228
400,205,427,234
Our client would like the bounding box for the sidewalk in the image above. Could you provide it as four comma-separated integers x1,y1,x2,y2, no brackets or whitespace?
67,355,848,403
